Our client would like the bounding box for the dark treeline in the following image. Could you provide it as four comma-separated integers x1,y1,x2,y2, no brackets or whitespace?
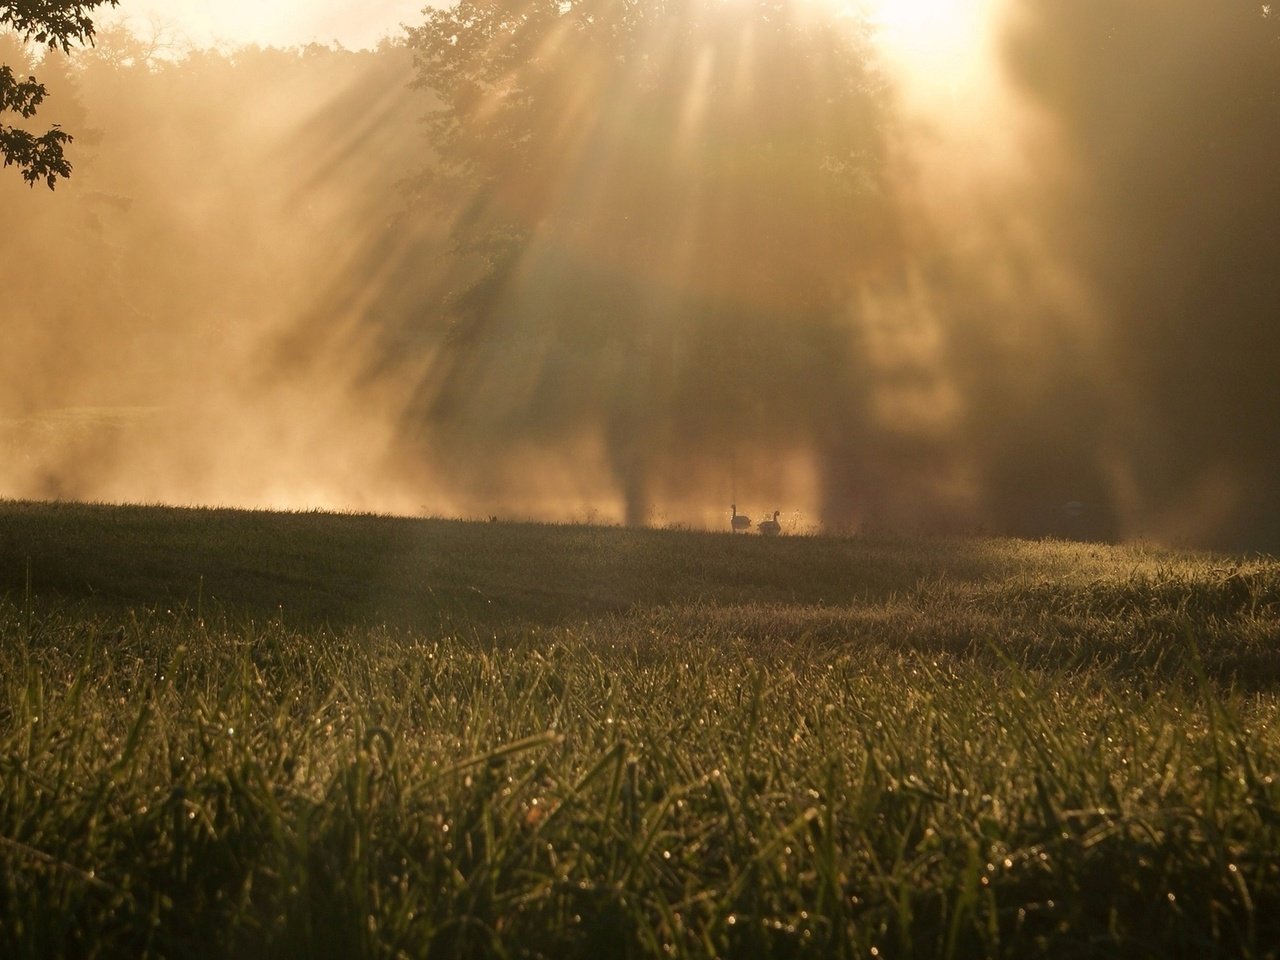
1001,0,1280,549
2,1,1278,548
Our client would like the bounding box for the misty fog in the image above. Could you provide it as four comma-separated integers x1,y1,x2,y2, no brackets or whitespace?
2,1,1277,550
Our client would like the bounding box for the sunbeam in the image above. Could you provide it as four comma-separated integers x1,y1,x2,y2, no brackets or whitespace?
862,0,1000,102
4,0,1278,547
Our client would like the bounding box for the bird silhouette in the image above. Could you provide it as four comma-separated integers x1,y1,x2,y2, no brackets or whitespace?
731,504,752,532
758,510,781,536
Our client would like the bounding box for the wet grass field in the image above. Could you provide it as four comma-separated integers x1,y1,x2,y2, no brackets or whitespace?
3,499,1279,958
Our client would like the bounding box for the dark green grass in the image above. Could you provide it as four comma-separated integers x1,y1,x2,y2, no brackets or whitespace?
0,497,1056,625
2,499,1280,958
2,498,1271,630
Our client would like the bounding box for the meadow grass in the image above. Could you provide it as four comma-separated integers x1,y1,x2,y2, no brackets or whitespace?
2,499,1279,958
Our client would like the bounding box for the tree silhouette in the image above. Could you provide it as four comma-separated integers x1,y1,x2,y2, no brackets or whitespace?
1004,0,1280,548
1,0,116,187
408,0,899,524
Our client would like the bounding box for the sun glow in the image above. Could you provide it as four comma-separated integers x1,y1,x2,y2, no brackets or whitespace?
857,0,1000,100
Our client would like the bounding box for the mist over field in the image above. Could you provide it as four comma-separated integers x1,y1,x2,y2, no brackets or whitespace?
2,0,1277,549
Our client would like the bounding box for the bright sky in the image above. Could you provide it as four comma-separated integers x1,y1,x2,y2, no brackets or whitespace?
101,0,426,51
99,0,998,75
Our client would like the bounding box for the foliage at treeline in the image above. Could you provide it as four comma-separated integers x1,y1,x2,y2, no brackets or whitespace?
0,0,116,186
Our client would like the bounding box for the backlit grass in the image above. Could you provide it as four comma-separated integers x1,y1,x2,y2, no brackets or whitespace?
2,499,1279,958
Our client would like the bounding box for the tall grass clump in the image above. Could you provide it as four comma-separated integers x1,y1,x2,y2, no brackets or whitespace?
4,587,1280,958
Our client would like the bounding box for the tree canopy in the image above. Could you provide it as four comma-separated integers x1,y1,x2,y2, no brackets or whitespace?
410,0,892,302
407,0,900,524
1,0,116,187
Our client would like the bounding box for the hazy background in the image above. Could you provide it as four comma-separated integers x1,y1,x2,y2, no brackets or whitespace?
98,0,424,52
2,0,1277,549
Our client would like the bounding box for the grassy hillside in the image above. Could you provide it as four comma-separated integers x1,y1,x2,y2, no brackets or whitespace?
2,497,1100,624
3,498,1276,680
2,499,1280,958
